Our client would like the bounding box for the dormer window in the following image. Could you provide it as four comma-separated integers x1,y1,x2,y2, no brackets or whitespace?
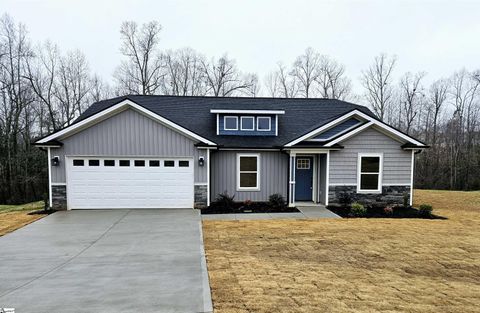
257,117,271,131
224,116,238,130
212,109,284,136
240,116,255,131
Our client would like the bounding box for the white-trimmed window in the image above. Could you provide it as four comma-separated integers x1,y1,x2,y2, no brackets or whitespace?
237,154,260,190
224,116,238,130
240,116,255,131
357,153,383,193
257,116,271,131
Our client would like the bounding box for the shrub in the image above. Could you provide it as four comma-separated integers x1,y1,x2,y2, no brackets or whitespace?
338,190,353,207
383,205,394,216
214,191,235,209
350,202,367,217
418,204,433,217
242,199,254,211
268,193,286,209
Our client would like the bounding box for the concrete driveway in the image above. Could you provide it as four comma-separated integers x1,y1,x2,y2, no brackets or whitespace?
0,209,212,313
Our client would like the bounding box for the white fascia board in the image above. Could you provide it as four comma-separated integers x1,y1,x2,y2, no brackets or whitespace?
324,121,374,147
210,109,285,114
36,99,217,146
283,148,331,154
34,144,62,148
285,109,426,147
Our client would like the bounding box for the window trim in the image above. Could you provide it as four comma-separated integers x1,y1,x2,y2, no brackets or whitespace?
224,116,238,131
237,153,261,191
240,116,255,131
357,153,383,193
257,116,271,131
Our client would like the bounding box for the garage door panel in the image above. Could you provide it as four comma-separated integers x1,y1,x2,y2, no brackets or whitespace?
66,157,194,209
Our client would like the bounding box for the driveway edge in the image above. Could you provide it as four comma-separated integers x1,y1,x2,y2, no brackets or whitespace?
196,209,214,313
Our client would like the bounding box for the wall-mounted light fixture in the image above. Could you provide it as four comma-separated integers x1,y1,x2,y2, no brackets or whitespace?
198,156,205,167
52,156,60,166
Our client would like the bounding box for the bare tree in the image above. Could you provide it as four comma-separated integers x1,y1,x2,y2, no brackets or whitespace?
24,41,59,130
201,55,254,97
399,72,425,135
264,71,280,97
89,74,111,103
361,54,396,120
316,56,352,100
161,48,207,96
291,47,321,98
54,49,91,125
447,69,480,189
241,73,260,97
0,14,42,204
114,21,163,95
429,78,449,146
264,62,298,98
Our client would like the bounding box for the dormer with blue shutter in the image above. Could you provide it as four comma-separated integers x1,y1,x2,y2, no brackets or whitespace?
211,109,285,136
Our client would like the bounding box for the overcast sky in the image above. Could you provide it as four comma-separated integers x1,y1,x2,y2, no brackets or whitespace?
3,0,480,95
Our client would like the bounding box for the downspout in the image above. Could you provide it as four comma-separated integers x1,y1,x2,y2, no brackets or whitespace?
47,147,52,209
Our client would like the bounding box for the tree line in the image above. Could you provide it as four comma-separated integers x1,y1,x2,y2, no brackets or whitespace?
1,15,479,204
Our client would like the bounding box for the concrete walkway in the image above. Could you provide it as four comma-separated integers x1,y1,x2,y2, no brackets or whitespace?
202,205,340,221
0,209,212,313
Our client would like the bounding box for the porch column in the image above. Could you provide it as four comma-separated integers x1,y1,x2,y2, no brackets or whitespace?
288,152,296,207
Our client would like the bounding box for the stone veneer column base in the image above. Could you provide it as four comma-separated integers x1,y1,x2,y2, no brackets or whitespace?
328,185,411,206
52,185,67,210
194,185,208,209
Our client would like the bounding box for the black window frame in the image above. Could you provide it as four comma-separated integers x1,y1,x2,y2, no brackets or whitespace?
104,160,115,167
179,160,190,167
164,160,175,167
73,159,84,166
88,159,100,166
119,160,131,167
149,160,160,167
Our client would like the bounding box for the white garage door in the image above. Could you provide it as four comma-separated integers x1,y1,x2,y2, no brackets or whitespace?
66,157,194,209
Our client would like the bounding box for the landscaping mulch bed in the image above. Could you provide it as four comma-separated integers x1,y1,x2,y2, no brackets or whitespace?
328,205,447,219
202,201,299,214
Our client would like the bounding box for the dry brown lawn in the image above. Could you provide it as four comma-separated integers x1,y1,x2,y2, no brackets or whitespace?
0,201,46,236
203,190,480,313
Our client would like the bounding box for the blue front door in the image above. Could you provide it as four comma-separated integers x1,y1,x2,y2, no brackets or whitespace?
295,157,313,201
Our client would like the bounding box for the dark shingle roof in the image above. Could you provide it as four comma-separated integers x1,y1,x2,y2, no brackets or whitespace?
76,95,375,148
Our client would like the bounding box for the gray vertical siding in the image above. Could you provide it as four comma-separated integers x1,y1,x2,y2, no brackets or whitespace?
318,155,327,204
210,150,288,201
50,108,207,183
329,127,412,185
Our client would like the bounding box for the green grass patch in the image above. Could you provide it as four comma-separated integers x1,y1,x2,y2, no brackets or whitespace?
0,201,44,214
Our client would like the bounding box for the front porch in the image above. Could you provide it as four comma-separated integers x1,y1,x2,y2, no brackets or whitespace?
287,149,332,207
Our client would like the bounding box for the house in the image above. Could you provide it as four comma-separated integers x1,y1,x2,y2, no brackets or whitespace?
34,95,428,210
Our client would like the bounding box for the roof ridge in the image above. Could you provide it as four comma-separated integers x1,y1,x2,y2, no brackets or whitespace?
126,94,355,102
